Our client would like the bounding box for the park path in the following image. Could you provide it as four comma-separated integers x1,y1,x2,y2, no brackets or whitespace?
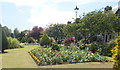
1,45,113,68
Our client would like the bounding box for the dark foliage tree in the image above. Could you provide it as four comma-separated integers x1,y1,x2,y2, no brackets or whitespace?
28,26,43,42
2,27,8,53
2,26,11,37
14,28,19,39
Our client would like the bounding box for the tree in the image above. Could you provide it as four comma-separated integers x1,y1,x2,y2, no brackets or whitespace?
40,34,51,47
45,24,66,41
18,30,28,42
2,26,11,37
21,37,27,43
14,28,19,39
104,6,112,12
1,26,8,53
28,26,43,42
64,9,120,43
81,10,120,42
63,23,84,41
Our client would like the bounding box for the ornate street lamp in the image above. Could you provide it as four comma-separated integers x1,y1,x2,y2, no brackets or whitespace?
74,5,79,21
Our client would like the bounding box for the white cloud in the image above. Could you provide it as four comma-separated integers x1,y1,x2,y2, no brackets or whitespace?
0,0,47,7
28,5,74,27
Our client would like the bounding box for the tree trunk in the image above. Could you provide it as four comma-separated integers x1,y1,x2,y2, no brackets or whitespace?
2,49,4,53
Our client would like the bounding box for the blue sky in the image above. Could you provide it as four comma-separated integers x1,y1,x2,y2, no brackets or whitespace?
0,0,119,31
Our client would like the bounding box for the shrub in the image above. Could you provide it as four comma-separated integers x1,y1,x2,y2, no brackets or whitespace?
106,40,116,56
111,36,120,69
40,34,51,46
89,42,99,53
7,37,20,49
51,43,60,51
77,39,86,50
2,29,8,52
21,37,27,43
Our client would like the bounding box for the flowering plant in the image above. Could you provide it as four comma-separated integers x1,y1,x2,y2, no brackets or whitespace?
64,38,76,46
30,46,109,66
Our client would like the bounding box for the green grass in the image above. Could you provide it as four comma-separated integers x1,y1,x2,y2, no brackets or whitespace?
1,44,113,68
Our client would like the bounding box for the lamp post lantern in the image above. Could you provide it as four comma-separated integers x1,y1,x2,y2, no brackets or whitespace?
74,5,79,22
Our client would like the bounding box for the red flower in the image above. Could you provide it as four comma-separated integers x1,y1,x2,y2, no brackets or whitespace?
62,53,64,55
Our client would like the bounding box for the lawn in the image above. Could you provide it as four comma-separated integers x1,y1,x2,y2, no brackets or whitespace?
1,44,113,68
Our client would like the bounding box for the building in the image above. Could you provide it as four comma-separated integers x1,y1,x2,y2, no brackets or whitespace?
113,1,120,18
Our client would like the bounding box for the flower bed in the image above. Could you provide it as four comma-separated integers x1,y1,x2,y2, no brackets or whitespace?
29,46,109,66
28,51,40,65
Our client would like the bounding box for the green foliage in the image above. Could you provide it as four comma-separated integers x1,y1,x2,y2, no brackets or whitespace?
2,26,11,37
104,6,112,12
111,36,120,68
51,43,60,51
45,24,66,40
89,41,114,56
7,37,20,49
40,34,51,46
21,37,27,43
63,23,84,40
2,28,8,52
14,28,19,39
18,30,28,42
89,42,99,53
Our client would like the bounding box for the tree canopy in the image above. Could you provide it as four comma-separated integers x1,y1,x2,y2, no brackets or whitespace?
45,24,66,40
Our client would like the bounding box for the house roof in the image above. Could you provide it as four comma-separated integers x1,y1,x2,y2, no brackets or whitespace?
112,5,119,13
113,1,120,14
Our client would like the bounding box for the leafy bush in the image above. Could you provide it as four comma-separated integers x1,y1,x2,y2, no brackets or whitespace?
89,42,99,53
89,40,115,56
64,38,76,46
40,34,51,46
51,43,60,51
111,36,120,68
105,40,116,56
77,39,86,50
21,37,27,43
7,37,20,49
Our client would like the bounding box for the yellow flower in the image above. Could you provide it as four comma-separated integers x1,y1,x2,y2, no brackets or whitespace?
82,51,84,54
37,59,40,63
91,53,94,55
75,51,78,53
85,59,89,61
73,60,77,62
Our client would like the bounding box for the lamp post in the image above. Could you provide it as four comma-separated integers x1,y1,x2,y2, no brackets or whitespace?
74,5,79,23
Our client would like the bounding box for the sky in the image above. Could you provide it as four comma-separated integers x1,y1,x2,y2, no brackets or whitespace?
0,0,119,31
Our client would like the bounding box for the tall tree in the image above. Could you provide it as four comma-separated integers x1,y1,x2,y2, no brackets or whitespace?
63,23,84,41
45,24,66,41
18,30,28,42
2,26,11,37
28,26,43,42
104,6,112,12
14,28,19,39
